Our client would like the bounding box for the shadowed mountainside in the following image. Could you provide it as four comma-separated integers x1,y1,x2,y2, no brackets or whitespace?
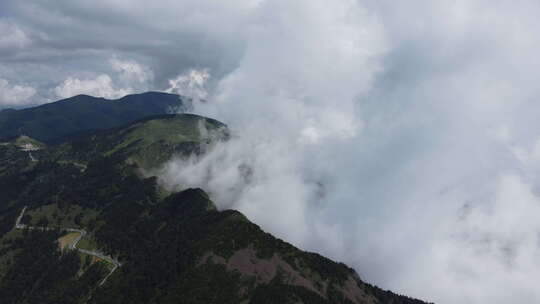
0,91,185,143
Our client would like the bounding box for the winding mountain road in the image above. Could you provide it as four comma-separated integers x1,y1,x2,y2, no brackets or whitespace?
14,206,121,286
28,152,37,162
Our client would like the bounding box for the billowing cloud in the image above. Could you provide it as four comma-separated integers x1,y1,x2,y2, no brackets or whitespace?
0,78,36,107
110,57,153,85
166,69,210,102
54,57,153,99
0,0,253,101
3,1,540,303
159,1,540,303
54,74,132,99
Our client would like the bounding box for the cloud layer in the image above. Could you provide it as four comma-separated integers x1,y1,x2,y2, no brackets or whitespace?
3,1,540,303
0,78,36,107
53,58,152,99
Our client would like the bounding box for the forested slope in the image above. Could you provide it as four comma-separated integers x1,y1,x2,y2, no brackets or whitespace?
0,114,429,304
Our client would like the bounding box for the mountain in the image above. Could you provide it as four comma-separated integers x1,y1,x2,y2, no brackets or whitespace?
0,92,185,143
0,114,429,303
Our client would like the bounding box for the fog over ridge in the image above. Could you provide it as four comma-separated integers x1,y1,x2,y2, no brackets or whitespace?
3,1,540,303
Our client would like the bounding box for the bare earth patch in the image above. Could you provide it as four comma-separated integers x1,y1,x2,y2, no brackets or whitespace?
199,246,377,304
91,255,104,265
57,232,81,250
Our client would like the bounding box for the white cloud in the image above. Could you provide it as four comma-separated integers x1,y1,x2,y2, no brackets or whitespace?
0,78,36,107
161,0,388,282
54,57,154,99
166,69,210,101
54,74,132,99
110,57,152,84
158,1,540,303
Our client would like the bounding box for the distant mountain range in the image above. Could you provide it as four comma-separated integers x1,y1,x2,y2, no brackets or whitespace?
0,93,430,304
0,92,185,143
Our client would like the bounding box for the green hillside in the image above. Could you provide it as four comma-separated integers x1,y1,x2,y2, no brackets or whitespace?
0,115,428,304
50,114,229,171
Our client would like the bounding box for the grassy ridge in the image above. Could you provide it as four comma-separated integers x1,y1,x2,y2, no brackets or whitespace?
50,114,228,171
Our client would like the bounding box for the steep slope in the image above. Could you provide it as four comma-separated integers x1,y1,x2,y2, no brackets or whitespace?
0,115,429,304
0,91,185,143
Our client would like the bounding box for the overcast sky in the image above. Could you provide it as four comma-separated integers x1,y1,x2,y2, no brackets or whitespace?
3,1,540,303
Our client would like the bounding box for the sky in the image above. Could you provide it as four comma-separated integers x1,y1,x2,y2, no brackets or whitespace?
2,1,540,303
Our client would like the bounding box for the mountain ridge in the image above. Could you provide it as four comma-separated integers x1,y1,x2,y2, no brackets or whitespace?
0,96,431,304
0,91,185,143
